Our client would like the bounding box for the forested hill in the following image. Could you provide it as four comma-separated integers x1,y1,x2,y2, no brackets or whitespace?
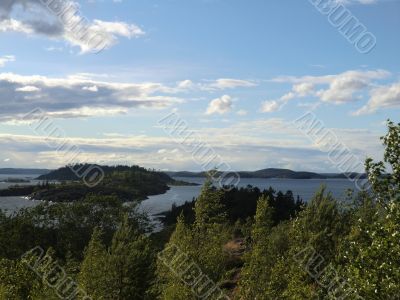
36,164,171,182
1,165,181,202
167,168,366,179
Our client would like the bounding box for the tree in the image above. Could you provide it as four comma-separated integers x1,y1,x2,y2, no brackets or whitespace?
237,195,275,299
156,215,195,300
366,120,400,205
107,215,154,300
337,120,400,299
78,228,109,299
0,258,41,300
156,182,231,299
194,180,227,227
284,188,349,299
79,216,154,299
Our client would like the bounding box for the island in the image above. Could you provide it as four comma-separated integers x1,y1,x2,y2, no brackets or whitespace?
0,164,198,202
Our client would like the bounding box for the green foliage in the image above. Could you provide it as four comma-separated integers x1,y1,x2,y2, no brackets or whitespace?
252,195,274,241
107,215,155,299
237,189,347,300
338,200,400,299
78,228,109,299
0,257,40,299
1,121,399,300
0,194,148,260
366,120,400,205
162,185,304,226
79,216,154,300
336,120,400,299
0,247,64,300
156,181,232,299
237,195,275,299
156,215,196,300
194,180,227,227
4,164,177,202
291,188,348,261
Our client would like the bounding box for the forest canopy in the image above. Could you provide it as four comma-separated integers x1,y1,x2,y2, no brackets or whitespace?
0,120,399,299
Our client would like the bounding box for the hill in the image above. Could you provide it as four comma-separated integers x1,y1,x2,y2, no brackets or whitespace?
242,168,326,179
166,168,355,179
2,164,184,202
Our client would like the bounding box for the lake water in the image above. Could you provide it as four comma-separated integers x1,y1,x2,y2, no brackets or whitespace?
140,177,363,230
0,174,44,215
0,174,42,190
0,175,363,221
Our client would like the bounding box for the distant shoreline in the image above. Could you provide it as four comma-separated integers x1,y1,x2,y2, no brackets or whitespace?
167,168,367,180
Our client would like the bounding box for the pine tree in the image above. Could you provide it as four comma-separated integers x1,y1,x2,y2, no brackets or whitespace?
78,227,109,299
156,182,231,299
237,195,274,299
156,214,195,300
283,188,347,299
107,215,154,300
79,218,154,300
192,180,230,282
194,180,227,227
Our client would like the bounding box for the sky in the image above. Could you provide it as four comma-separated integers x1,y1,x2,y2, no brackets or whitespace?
0,0,399,172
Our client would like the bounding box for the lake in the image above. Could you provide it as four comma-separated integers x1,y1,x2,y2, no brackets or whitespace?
0,173,42,190
0,175,363,222
0,174,45,215
140,177,363,230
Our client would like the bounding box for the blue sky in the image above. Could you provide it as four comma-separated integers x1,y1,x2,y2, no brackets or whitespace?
0,0,399,171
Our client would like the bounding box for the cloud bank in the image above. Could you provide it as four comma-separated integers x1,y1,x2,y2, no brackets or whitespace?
0,72,183,122
262,69,398,114
0,0,144,52
0,118,383,172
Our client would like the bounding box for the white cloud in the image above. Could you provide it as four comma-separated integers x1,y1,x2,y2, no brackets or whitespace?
0,19,33,34
206,95,233,115
0,72,183,122
206,78,257,90
0,118,383,172
0,1,145,53
15,86,41,92
354,82,400,115
177,80,195,90
0,73,262,122
0,55,15,67
174,78,257,92
293,83,315,97
90,20,143,39
260,100,281,113
272,70,389,85
82,85,98,92
315,71,381,104
268,69,391,113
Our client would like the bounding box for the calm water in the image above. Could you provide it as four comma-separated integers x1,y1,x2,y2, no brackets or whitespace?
0,174,44,215
139,177,363,229
0,174,42,190
0,175,363,219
